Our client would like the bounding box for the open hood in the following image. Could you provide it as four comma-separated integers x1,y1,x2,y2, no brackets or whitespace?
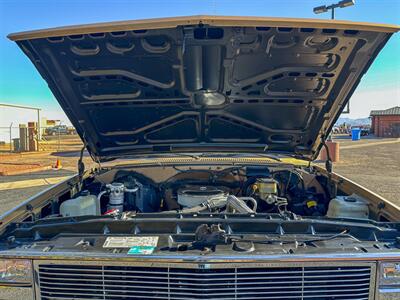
9,16,399,161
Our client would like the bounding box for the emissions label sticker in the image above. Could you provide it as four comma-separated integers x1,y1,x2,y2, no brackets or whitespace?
103,236,159,248
127,246,155,255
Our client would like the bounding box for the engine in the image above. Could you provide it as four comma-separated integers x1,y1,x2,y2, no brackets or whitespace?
56,165,369,219
177,186,228,208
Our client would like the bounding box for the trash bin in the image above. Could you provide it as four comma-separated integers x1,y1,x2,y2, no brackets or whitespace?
12,138,20,152
319,141,340,162
351,128,361,141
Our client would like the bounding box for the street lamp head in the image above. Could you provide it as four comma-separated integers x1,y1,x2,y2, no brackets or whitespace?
313,5,328,14
313,0,355,18
339,0,355,8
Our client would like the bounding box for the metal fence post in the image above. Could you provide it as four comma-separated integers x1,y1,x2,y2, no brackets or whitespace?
9,122,13,152
37,109,40,151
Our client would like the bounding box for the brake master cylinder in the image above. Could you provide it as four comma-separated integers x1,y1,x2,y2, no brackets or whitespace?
254,178,278,204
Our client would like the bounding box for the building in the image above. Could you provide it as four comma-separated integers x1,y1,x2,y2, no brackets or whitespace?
370,106,400,137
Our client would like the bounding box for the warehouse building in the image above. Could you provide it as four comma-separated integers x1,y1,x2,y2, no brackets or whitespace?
370,106,400,137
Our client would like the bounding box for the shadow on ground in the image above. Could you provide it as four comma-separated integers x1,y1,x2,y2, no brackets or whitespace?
0,169,76,183
51,150,89,158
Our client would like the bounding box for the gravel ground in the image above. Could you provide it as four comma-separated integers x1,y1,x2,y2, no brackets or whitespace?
0,169,76,215
0,136,399,216
333,140,400,206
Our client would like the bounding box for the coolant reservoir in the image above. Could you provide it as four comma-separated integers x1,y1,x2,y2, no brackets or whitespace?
60,191,100,217
326,194,369,219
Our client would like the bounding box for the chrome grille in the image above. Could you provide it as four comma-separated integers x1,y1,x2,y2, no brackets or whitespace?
36,261,374,300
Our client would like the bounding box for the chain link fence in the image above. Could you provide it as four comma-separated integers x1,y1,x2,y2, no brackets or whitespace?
0,124,81,153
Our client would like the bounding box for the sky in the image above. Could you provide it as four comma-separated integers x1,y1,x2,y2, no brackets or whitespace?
0,0,399,130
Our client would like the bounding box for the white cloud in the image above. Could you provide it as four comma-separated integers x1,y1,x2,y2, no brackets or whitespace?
345,87,400,119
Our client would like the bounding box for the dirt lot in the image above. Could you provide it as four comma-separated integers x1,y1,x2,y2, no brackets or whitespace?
0,135,399,216
333,136,400,204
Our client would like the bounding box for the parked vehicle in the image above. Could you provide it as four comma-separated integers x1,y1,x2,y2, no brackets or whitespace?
1,16,399,300
361,127,371,136
45,125,77,136
44,125,69,136
331,126,340,134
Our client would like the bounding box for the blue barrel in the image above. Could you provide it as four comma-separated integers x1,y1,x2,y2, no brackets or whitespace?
351,128,361,141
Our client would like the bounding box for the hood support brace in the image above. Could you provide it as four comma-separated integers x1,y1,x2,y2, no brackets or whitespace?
321,136,337,198
78,139,87,184
322,138,333,174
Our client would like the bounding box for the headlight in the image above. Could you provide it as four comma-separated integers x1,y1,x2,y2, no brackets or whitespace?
380,262,400,287
0,259,32,285
378,262,400,300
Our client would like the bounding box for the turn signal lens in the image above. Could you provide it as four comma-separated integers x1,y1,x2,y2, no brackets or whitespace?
0,259,32,285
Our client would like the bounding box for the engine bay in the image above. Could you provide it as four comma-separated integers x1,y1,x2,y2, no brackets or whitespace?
2,163,399,257
57,165,370,221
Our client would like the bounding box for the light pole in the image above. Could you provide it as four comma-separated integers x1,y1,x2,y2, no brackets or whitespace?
313,0,355,20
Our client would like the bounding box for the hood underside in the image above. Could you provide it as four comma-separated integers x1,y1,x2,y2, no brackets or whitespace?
9,16,399,161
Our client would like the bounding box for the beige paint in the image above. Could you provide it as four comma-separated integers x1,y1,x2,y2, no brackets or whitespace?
0,176,70,191
8,15,400,41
